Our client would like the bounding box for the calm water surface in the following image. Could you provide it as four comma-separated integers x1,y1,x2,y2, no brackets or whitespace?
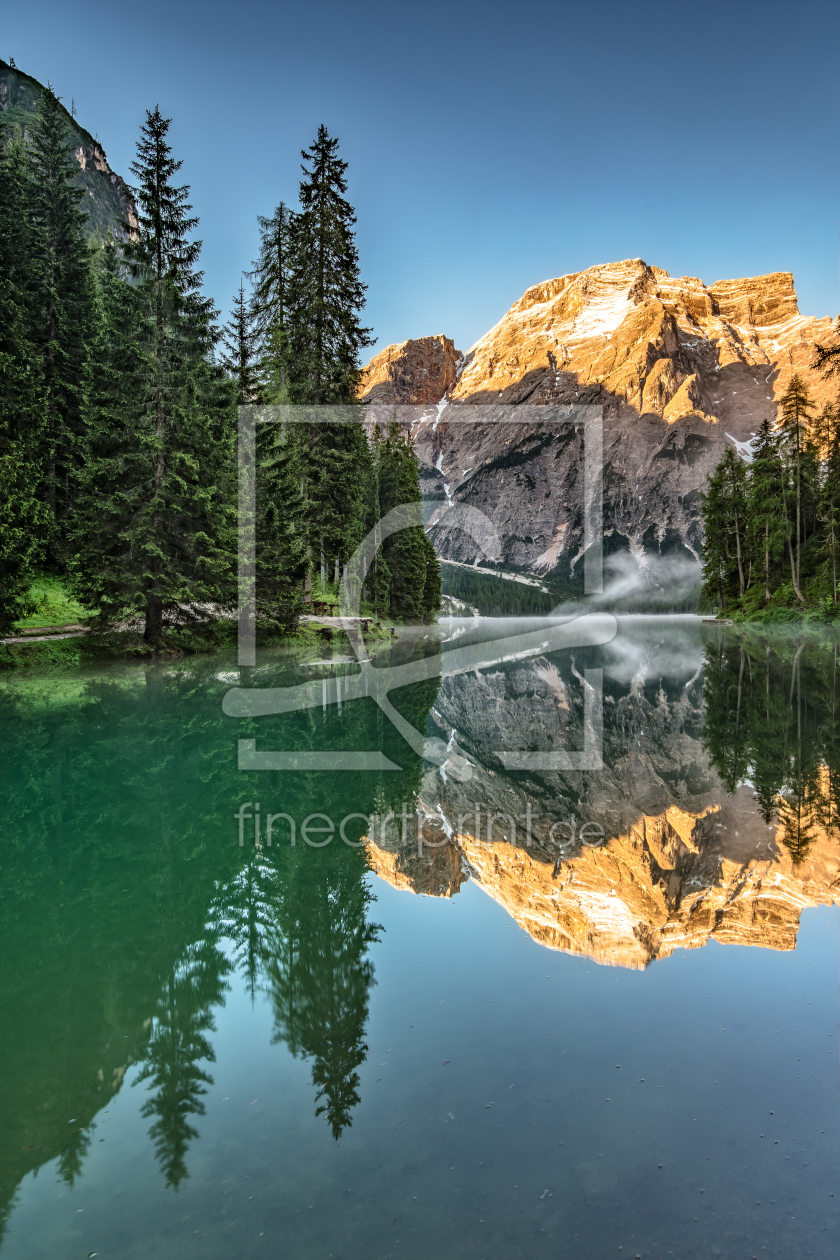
0,616,838,1258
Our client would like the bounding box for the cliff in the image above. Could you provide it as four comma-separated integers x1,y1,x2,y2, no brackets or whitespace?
0,58,133,240
360,260,839,597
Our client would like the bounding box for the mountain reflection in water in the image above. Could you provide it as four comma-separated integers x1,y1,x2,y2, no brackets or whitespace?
368,619,840,969
0,617,838,1245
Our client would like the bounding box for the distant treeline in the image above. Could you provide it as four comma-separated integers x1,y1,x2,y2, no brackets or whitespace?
0,93,439,642
440,566,556,616
440,558,701,617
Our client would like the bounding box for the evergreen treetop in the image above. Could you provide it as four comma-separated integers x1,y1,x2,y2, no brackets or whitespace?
249,200,294,402
285,125,374,405
220,280,260,405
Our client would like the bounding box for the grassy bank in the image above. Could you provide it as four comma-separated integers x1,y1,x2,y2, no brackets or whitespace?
2,577,396,671
709,571,840,625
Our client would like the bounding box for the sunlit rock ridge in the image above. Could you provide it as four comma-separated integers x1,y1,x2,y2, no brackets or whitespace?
360,260,838,595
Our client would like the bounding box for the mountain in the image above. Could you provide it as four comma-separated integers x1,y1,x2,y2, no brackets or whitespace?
360,260,839,603
0,58,133,240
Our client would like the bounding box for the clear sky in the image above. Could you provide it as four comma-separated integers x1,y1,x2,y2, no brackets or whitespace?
5,0,839,355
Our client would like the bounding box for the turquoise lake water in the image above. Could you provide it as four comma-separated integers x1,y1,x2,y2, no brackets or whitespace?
0,617,837,1258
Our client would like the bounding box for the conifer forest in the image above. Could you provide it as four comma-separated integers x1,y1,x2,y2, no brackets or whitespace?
0,93,440,644
701,360,840,620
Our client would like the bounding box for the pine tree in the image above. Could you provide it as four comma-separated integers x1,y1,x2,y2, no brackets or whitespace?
776,373,816,593
0,124,46,632
254,415,309,628
220,280,260,404
70,110,235,649
701,448,748,607
249,201,294,402
722,447,748,599
747,419,788,605
285,126,373,405
701,460,730,609
818,405,840,604
28,85,96,564
375,421,441,622
284,127,375,581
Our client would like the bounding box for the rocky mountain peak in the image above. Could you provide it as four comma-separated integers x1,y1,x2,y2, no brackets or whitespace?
360,259,838,596
359,333,460,405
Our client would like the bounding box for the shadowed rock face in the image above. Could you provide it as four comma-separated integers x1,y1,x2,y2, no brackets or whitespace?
359,260,839,590
0,58,134,241
365,626,840,968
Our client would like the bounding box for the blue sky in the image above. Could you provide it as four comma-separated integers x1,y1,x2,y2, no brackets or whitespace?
6,0,839,354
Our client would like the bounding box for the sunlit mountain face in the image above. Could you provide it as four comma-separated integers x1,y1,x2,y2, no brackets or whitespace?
369,619,840,967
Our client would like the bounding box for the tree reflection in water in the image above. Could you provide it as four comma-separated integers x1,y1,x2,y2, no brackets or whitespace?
702,631,840,862
217,841,381,1141
0,644,438,1219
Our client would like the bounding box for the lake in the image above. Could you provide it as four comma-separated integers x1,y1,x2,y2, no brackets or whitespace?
0,616,838,1258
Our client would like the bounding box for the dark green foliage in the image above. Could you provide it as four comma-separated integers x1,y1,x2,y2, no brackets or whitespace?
373,422,441,622
701,448,749,607
818,404,840,603
747,419,790,605
285,126,373,405
702,633,840,862
220,280,261,404
28,86,97,563
700,372,840,618
304,412,371,579
440,566,555,617
254,415,308,628
70,110,236,648
249,200,293,402
0,124,46,631
777,373,817,596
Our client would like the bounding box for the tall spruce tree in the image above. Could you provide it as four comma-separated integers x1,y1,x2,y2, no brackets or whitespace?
71,109,235,648
0,125,46,632
284,126,375,579
220,281,260,404
28,85,96,564
747,419,788,605
701,448,748,607
776,373,816,592
701,460,730,609
249,201,294,402
818,404,840,604
285,127,373,405
254,416,309,628
375,421,441,622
